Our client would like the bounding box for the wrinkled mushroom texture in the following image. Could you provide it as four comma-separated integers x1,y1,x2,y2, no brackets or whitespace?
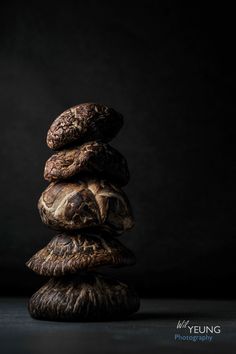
28,274,140,321
44,141,129,186
38,179,134,234
26,232,136,276
46,103,123,150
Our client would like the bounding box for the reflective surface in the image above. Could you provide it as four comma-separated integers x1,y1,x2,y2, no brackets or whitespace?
0,298,236,354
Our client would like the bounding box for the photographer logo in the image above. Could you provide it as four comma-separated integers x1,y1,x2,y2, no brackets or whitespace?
174,320,221,342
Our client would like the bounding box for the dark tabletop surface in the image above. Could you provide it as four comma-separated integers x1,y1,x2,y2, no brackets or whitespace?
0,298,236,354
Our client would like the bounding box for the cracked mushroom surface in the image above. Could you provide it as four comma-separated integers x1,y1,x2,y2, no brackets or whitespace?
28,273,140,321
38,179,134,234
44,141,129,186
26,232,136,276
46,103,123,150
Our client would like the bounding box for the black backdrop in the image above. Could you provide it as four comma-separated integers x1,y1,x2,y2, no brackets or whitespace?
0,2,235,297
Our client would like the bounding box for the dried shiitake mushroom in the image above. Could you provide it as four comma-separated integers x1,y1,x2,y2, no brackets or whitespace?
44,141,129,186
47,103,123,150
28,273,140,321
38,179,134,234
26,232,136,276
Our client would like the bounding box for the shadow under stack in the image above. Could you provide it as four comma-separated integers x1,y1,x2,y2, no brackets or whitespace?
26,103,140,321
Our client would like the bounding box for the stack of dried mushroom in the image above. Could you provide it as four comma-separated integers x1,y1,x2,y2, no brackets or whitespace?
26,103,140,321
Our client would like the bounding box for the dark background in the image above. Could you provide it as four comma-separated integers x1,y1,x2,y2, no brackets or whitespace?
0,1,235,298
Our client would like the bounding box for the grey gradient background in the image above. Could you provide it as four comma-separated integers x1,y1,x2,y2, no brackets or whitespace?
0,2,235,297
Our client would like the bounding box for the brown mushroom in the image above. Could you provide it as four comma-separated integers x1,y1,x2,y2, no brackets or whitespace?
38,179,134,234
44,141,129,186
28,273,140,321
26,232,136,276
46,103,123,150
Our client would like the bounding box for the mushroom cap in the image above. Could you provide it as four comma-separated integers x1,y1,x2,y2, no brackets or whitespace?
44,141,129,186
28,273,140,321
26,232,136,276
38,179,134,234
46,103,123,150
